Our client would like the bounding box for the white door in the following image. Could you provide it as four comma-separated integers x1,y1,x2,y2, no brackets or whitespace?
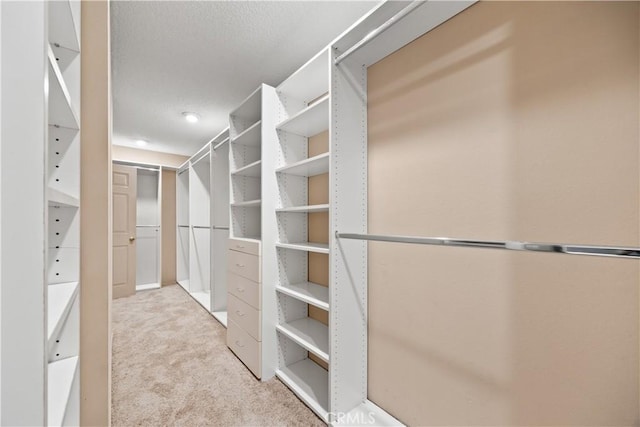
112,164,137,299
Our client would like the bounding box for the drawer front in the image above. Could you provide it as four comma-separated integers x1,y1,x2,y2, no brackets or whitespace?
228,238,260,256
228,272,260,310
228,293,261,341
227,319,261,378
228,250,260,283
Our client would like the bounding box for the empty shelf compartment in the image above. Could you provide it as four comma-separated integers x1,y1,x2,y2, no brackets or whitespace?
277,317,329,363
276,358,328,422
276,282,329,310
277,95,329,137
276,153,329,177
230,120,261,147
47,282,79,345
48,356,79,427
231,160,261,177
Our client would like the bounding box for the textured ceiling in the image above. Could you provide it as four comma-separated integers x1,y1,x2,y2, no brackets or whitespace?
111,1,377,156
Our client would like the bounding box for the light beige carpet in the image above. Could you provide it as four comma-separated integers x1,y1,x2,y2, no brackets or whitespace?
112,284,324,427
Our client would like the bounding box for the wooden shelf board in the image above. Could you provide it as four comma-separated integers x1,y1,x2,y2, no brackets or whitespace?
276,204,329,213
277,95,329,137
276,359,329,422
276,282,329,310
50,43,79,73
230,120,261,147
48,356,79,427
47,281,79,345
230,237,262,248
277,318,329,363
48,187,80,208
230,199,261,208
276,242,329,254
48,0,80,52
276,153,329,177
48,46,79,129
231,160,262,177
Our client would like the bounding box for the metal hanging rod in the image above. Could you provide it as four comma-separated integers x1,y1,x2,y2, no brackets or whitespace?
113,160,160,172
191,151,210,166
192,225,211,229
213,138,230,151
213,226,230,230
178,225,189,228
136,225,160,228
335,232,640,260
334,1,424,65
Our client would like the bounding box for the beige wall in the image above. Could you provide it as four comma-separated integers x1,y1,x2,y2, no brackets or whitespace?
80,1,111,425
161,169,177,286
367,2,639,425
112,145,188,169
308,131,329,370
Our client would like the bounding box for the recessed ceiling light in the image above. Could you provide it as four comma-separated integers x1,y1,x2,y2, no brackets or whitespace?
136,139,148,147
182,112,200,123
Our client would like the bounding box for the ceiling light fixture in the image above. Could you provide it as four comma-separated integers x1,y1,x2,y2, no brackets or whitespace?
136,139,148,147
182,112,200,123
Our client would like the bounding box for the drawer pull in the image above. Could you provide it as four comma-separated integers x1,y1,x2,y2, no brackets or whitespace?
236,287,245,292
235,340,245,348
236,263,245,268
235,310,245,317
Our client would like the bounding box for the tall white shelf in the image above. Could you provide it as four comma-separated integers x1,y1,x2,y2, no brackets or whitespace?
189,144,212,311
268,2,474,425
47,1,82,426
211,129,231,326
176,128,231,325
227,84,279,380
2,0,84,424
176,162,190,291
272,48,334,422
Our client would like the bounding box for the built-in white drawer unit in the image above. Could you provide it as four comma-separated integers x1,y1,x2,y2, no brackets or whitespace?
228,238,260,256
227,319,261,378
228,293,261,341
228,249,260,283
228,271,260,309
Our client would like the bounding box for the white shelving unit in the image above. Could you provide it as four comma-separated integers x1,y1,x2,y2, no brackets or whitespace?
269,3,472,425
176,129,231,324
47,356,80,427
211,129,231,326
274,153,329,177
227,84,279,380
275,282,329,311
189,145,212,311
176,163,190,291
277,318,329,363
46,1,82,425
272,47,333,422
276,358,329,421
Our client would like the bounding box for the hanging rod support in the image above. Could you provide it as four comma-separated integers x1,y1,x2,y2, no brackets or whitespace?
335,232,640,260
334,1,425,65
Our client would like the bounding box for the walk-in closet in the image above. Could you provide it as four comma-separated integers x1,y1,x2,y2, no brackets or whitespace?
1,1,639,426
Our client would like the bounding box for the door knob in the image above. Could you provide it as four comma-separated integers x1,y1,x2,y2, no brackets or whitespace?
129,236,136,242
